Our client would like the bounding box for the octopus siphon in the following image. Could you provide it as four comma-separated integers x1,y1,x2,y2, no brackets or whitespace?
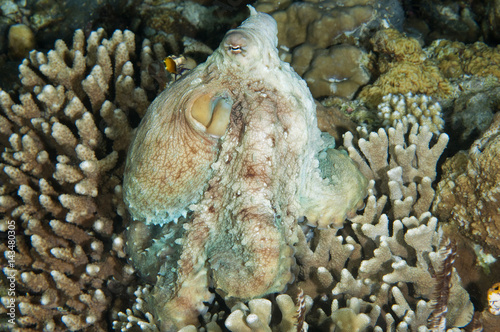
122,6,367,330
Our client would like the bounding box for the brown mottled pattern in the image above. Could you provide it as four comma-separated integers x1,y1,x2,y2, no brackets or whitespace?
123,80,220,224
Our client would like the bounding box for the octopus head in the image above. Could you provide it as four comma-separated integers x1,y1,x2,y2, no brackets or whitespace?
218,6,279,69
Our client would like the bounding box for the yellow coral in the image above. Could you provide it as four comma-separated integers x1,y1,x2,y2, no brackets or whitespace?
430,39,500,80
359,29,453,107
371,28,423,64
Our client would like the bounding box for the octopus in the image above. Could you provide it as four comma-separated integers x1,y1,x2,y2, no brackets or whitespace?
122,6,367,330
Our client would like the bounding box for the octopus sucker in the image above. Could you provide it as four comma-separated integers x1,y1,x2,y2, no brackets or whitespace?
123,6,367,330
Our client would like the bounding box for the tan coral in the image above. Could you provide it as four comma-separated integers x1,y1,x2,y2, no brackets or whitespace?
359,29,453,107
301,44,371,99
319,124,473,330
225,295,311,332
252,0,380,100
433,113,500,256
255,0,376,49
287,124,471,331
0,28,164,331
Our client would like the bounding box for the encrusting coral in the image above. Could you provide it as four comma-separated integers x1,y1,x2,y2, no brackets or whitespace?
0,27,168,331
429,40,500,80
122,7,367,330
433,113,500,256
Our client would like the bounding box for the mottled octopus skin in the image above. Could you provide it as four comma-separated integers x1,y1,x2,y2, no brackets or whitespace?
123,7,367,330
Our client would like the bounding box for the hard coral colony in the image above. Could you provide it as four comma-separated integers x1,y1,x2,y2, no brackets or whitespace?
122,7,367,330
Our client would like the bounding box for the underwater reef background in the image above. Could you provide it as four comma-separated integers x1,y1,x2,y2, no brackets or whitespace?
1,0,500,331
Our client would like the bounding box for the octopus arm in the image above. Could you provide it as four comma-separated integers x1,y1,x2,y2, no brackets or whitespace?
300,134,368,228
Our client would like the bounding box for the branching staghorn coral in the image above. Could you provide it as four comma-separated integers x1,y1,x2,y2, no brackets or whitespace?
0,28,166,331
345,123,448,220
293,124,475,331
377,93,444,135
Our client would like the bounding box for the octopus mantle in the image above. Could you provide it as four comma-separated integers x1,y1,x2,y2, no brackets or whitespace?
122,7,367,330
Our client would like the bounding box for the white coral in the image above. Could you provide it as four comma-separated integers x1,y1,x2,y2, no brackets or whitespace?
377,93,445,134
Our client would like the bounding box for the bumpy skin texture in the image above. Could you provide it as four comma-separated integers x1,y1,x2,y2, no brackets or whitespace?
123,7,367,330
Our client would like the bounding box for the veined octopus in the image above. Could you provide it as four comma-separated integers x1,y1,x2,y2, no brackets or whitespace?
123,6,367,330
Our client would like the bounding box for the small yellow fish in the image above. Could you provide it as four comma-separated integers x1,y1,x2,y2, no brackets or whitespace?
163,55,197,76
164,55,185,75
488,282,500,315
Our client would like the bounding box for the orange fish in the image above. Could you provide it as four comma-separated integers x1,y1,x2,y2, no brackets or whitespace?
164,55,196,76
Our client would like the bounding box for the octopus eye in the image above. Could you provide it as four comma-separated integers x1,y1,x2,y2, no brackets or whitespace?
230,45,242,54
190,94,233,137
224,31,248,56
